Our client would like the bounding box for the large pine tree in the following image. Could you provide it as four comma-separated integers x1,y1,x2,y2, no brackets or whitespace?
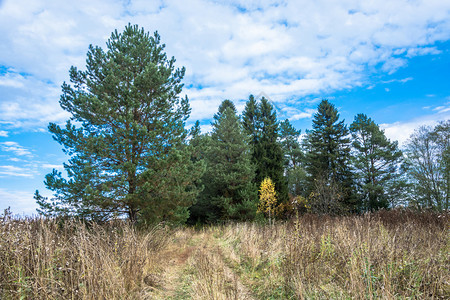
35,25,202,223
304,99,357,213
350,113,403,210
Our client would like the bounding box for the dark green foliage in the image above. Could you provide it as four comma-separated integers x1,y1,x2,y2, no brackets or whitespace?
279,119,307,197
189,120,208,164
405,121,449,210
279,119,303,169
191,100,257,223
35,24,202,223
350,113,404,211
242,96,289,205
304,99,357,213
242,94,258,148
187,122,212,224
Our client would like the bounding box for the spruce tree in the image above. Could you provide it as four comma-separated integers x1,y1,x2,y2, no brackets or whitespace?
200,100,257,222
35,24,202,223
350,113,403,210
242,94,259,148
304,99,357,213
279,119,307,196
186,121,210,224
242,96,288,205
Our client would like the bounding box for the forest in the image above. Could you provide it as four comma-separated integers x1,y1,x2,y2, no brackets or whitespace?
1,24,448,299
30,24,448,225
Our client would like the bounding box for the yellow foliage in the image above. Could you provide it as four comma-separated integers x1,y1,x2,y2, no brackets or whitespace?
258,177,277,219
293,195,311,212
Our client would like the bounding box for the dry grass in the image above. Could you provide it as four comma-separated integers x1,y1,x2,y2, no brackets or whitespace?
0,214,169,299
1,210,448,299
217,210,450,299
185,230,254,300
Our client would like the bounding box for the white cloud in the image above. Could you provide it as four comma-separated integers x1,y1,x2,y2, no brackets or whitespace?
0,130,8,137
7,157,22,162
0,70,71,129
406,46,441,58
0,141,32,156
0,188,38,216
41,163,63,170
0,72,25,88
290,108,317,121
0,165,34,177
381,109,450,146
0,0,449,127
382,77,414,84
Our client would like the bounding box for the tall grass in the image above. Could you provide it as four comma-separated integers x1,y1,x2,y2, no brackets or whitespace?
0,213,168,299
1,210,448,299
218,210,449,299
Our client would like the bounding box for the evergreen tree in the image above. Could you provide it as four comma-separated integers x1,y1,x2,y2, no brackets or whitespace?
186,121,211,224
198,100,257,222
279,119,303,168
189,120,208,164
350,113,403,210
242,94,259,148
304,99,357,213
242,96,288,205
279,119,307,196
35,25,202,223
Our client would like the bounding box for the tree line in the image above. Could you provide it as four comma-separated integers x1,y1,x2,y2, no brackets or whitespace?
35,25,449,224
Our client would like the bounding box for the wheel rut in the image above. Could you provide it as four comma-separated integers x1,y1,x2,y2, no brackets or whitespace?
145,229,255,300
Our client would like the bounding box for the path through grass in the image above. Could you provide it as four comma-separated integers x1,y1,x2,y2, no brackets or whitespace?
147,227,255,300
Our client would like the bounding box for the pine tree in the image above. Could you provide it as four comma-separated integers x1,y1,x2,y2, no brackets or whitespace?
35,24,202,223
199,100,257,222
242,96,288,205
304,99,357,213
350,113,403,210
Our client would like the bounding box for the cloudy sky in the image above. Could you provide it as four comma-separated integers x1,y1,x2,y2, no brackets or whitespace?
1,0,449,215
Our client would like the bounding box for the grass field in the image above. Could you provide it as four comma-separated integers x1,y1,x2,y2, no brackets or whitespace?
0,210,448,299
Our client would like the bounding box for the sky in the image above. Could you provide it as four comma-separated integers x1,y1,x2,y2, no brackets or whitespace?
0,0,449,215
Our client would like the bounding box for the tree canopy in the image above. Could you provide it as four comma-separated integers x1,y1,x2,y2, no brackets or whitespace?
35,24,202,223
34,25,450,224
304,99,357,213
404,121,449,210
242,96,289,205
350,113,403,210
190,100,257,223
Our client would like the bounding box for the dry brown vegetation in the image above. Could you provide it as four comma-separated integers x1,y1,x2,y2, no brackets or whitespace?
0,215,168,299
217,210,449,299
1,210,448,299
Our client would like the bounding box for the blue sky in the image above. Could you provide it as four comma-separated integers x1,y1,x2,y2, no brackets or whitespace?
1,0,449,215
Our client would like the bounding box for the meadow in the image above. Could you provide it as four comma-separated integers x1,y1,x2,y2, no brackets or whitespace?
0,210,448,299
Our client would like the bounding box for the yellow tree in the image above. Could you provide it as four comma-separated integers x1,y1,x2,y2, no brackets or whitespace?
258,177,277,225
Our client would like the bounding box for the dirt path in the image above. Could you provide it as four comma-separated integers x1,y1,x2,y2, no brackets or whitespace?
145,229,255,300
